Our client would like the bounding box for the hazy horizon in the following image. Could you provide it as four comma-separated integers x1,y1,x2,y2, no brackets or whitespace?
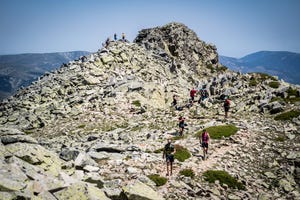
1,0,300,58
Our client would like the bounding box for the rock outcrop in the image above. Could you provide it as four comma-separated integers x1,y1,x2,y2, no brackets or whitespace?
0,22,299,199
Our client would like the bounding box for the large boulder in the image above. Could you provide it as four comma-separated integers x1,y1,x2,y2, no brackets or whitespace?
122,180,165,200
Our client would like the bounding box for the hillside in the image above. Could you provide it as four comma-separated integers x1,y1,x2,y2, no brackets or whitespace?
0,23,299,200
220,51,300,84
0,51,90,100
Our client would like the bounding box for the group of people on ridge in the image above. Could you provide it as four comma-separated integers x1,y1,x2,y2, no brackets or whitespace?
164,87,230,176
104,33,127,48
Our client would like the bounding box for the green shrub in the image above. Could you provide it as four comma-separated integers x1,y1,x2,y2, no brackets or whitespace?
174,145,191,162
270,97,283,103
148,174,167,186
274,136,285,142
195,125,238,139
203,170,245,190
274,110,300,121
23,130,33,135
249,79,258,87
256,72,277,81
153,148,163,154
286,87,298,97
179,169,195,178
132,100,141,107
77,124,86,129
269,81,280,88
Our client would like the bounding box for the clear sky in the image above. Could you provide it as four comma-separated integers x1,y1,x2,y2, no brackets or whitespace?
1,0,299,58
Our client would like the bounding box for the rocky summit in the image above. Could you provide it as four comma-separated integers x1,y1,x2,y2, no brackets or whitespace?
0,22,299,200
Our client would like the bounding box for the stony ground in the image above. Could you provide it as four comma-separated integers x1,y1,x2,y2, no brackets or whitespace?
0,22,299,200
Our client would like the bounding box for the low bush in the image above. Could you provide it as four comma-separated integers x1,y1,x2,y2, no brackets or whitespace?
195,125,238,139
153,148,163,154
269,81,280,88
249,79,258,87
179,169,195,178
274,110,300,121
132,100,141,107
174,145,191,162
148,174,167,186
203,170,245,190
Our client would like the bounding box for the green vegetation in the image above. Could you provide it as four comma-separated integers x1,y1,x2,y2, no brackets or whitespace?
195,125,238,139
248,72,277,87
179,169,195,178
77,124,86,129
249,79,258,87
268,81,280,88
274,110,300,121
174,145,191,162
270,97,284,103
132,100,141,107
217,65,228,72
172,135,186,141
286,87,298,97
255,72,277,81
274,136,285,142
206,64,227,73
203,170,245,190
23,130,33,135
153,148,163,154
148,174,167,186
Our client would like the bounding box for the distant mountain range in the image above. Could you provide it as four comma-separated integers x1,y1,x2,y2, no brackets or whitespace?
220,51,300,85
0,51,90,100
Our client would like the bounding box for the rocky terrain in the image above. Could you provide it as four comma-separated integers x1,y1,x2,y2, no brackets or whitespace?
0,22,299,200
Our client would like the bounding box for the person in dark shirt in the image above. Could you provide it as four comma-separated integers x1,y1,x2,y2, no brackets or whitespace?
162,138,176,176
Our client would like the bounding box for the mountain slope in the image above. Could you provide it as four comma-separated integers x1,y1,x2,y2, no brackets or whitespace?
220,51,300,84
0,23,299,200
0,51,90,100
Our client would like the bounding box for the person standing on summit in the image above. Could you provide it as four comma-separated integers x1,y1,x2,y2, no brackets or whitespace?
114,33,117,41
122,33,126,41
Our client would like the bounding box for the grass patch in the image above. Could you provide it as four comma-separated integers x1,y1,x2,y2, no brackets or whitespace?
132,100,141,107
179,169,195,178
131,125,143,132
274,136,285,142
77,124,86,129
249,79,258,87
255,72,277,81
269,81,280,88
148,174,167,186
153,148,163,154
286,87,298,97
173,135,186,140
174,145,191,162
195,125,238,139
23,130,33,135
274,110,300,121
270,97,284,103
203,170,245,190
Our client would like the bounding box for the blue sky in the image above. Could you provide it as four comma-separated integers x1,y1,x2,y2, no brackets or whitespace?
0,0,299,57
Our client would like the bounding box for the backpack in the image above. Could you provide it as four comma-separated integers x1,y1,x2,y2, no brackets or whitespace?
224,99,230,107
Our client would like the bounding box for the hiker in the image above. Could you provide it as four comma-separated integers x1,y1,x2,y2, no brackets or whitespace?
172,94,178,109
81,55,87,62
162,138,176,176
178,116,186,136
122,33,126,41
114,33,117,41
199,129,210,160
105,37,111,47
190,88,197,104
224,96,230,118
